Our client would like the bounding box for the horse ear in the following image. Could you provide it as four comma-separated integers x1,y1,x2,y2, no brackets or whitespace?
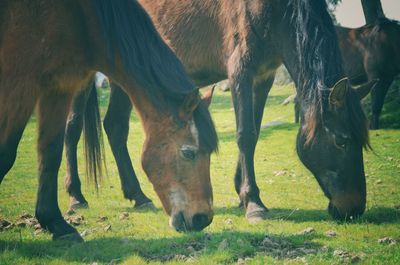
351,79,378,100
179,90,201,120
201,85,215,108
329,77,349,108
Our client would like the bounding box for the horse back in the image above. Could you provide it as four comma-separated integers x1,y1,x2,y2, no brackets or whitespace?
138,0,227,85
336,27,367,82
338,20,400,81
0,1,94,94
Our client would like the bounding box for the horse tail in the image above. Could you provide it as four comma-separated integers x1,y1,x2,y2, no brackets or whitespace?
83,80,106,190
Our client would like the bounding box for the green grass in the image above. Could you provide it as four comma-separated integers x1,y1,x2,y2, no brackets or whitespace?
1,83,399,264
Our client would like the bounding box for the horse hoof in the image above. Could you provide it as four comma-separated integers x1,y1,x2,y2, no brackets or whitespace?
54,232,84,243
134,201,155,209
245,202,269,223
70,200,89,210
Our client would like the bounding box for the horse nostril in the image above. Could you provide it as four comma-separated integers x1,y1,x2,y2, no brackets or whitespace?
171,212,186,232
192,213,210,231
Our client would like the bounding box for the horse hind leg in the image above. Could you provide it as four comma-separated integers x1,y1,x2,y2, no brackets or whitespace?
65,85,92,210
370,78,393,130
104,83,153,208
35,90,82,242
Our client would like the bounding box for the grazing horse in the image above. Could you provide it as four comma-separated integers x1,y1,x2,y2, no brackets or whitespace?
65,0,374,221
337,19,400,129
0,0,218,242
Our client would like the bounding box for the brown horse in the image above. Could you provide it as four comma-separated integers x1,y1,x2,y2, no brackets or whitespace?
337,18,400,129
0,0,218,241
65,0,375,221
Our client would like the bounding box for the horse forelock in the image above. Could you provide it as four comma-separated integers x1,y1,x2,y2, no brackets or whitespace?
302,90,370,149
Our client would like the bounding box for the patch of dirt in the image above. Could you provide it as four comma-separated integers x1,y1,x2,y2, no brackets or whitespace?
378,237,397,245
218,239,229,250
297,227,315,235
237,257,253,264
143,240,205,263
18,212,39,228
119,212,129,220
272,169,297,177
1,213,43,233
66,209,76,216
224,218,233,225
333,250,365,263
97,216,108,222
142,234,328,263
80,229,89,237
251,235,324,259
0,219,13,231
65,215,85,226
325,230,337,237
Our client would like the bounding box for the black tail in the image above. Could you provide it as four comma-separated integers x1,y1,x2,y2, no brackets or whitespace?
83,80,106,190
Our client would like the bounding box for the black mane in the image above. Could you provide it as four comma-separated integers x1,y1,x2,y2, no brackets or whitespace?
93,0,218,153
289,0,369,147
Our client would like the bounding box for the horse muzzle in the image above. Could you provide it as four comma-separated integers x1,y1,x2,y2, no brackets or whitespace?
328,192,366,220
170,211,213,232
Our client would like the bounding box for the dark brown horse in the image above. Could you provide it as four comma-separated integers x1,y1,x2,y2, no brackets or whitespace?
295,19,400,127
337,18,400,129
65,0,374,221
0,0,218,241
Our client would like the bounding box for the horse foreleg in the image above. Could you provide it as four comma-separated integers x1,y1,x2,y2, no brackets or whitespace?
104,83,153,208
0,115,33,183
65,85,91,209
230,66,268,221
370,78,393,130
0,87,36,182
35,91,82,242
234,75,274,210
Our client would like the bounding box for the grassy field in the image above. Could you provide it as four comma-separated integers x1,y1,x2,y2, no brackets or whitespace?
1,83,399,265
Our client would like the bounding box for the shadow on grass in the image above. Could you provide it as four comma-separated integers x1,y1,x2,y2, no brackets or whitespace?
214,206,329,222
215,206,400,224
0,231,324,264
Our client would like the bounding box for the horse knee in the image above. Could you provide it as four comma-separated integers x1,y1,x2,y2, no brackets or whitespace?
65,114,83,144
236,130,257,153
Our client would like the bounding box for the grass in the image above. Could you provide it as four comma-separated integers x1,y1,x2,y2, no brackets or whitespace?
1,83,399,265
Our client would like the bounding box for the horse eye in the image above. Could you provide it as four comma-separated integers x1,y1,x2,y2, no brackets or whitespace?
180,147,197,160
334,135,348,149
